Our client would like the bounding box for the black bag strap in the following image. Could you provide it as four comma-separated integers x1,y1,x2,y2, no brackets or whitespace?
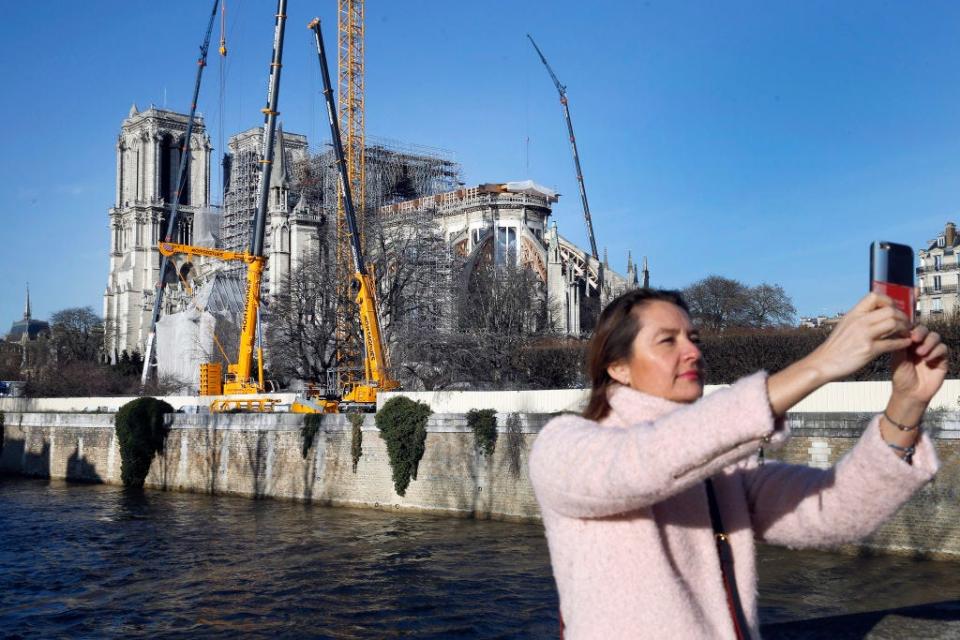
705,478,751,640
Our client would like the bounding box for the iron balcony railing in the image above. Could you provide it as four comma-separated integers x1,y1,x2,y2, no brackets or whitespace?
917,262,959,275
920,283,959,295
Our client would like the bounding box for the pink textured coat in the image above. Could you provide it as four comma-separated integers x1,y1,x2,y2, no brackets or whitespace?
529,372,939,640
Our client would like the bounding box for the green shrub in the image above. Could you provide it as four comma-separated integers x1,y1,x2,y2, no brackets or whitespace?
301,413,321,459
375,396,431,496
467,408,497,456
114,397,173,488
349,413,364,473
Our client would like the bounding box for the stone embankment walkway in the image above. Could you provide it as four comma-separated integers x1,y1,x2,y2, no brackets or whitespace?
762,600,960,639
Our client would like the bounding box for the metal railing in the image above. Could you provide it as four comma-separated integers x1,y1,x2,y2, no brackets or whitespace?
917,262,959,275
919,283,959,295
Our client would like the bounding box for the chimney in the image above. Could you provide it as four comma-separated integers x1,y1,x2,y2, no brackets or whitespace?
946,222,956,248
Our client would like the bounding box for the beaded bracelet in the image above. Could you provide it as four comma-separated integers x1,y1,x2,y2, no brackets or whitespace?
886,440,916,464
883,411,921,433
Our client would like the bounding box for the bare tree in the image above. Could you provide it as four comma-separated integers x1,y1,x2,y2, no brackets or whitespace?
445,261,553,389
50,307,103,363
744,283,797,327
683,276,797,330
264,206,445,387
367,206,450,343
264,250,339,384
683,276,750,331
0,341,22,380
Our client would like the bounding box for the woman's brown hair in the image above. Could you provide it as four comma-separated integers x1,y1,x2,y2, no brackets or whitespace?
583,288,690,421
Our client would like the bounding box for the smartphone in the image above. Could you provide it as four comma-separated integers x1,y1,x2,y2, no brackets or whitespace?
870,241,915,324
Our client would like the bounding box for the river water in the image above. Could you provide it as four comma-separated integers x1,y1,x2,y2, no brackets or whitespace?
0,477,957,639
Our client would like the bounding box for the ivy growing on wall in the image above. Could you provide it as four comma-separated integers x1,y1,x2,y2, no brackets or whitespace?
375,397,432,496
505,412,525,477
467,409,497,457
114,397,173,488
301,413,322,459
349,413,364,473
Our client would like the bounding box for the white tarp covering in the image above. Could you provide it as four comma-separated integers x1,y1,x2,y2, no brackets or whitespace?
156,307,218,391
155,272,247,392
503,180,558,201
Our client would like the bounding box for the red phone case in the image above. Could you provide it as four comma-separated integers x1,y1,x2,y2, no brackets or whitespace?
871,280,915,323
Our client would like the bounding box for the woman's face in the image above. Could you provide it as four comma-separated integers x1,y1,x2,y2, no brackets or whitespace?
606,300,704,403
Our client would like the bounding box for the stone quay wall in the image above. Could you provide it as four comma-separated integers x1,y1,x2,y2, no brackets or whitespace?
0,411,546,522
1,410,958,558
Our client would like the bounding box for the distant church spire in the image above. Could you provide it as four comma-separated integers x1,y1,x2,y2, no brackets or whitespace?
626,252,638,285
642,256,650,289
23,283,31,321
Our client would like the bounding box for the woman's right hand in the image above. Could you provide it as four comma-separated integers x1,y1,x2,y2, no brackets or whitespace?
806,293,914,383
767,293,913,416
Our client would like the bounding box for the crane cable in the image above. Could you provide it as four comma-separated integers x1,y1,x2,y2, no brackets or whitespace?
219,0,227,57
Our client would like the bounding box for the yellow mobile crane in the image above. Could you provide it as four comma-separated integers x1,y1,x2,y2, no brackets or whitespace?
156,242,277,412
293,18,398,414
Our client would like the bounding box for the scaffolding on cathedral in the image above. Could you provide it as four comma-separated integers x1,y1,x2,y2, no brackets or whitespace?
211,131,462,376
220,132,459,253
292,136,461,359
220,127,310,258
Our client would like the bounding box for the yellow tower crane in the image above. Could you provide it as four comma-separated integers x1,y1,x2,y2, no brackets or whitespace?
334,0,366,382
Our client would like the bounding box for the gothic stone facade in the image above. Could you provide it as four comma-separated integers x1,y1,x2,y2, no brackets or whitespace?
221,126,321,299
103,106,212,360
379,182,639,336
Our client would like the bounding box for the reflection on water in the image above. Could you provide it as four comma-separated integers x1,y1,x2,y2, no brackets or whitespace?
0,477,957,639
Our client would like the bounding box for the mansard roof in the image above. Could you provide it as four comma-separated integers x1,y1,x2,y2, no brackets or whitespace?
924,222,960,252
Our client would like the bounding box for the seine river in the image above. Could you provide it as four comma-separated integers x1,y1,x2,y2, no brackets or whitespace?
1,477,957,639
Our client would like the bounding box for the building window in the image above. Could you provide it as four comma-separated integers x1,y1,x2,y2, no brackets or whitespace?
938,236,946,247
935,255,942,270
934,275,942,292
495,225,517,266
932,297,943,313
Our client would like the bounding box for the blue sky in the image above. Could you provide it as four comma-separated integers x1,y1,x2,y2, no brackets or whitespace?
2,0,960,328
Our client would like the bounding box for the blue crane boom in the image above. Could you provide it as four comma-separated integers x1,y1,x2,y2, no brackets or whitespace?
141,0,222,386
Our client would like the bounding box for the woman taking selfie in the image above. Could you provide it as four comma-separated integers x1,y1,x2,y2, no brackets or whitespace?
529,289,945,640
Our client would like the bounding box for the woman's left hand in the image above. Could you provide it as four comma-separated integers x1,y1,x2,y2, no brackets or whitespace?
891,325,950,408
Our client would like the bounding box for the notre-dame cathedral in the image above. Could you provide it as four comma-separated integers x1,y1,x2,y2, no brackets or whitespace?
103,105,642,378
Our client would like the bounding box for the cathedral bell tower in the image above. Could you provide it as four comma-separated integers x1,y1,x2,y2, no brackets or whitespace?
102,104,212,361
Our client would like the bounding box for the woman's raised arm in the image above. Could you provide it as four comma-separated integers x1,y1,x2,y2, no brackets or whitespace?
766,293,912,415
529,372,781,518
